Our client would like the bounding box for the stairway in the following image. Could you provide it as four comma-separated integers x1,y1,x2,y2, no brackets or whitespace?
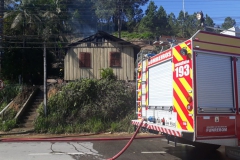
15,88,44,131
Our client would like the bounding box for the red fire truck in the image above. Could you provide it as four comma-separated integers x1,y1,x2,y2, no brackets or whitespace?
132,30,240,155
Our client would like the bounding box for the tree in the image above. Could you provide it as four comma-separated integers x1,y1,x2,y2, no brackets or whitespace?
205,14,215,27
167,12,178,36
184,13,199,37
222,17,236,29
176,10,186,37
2,0,61,82
93,0,149,33
138,1,157,34
123,3,144,32
155,6,169,36
204,14,215,32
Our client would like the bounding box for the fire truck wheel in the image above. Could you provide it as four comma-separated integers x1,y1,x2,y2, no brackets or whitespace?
193,142,221,151
148,129,159,134
141,127,148,133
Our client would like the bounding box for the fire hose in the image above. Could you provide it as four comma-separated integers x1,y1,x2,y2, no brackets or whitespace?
107,118,144,160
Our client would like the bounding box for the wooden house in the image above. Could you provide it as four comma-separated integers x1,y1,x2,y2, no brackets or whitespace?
64,31,141,81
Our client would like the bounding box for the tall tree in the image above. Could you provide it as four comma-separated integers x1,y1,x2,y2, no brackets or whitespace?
93,0,149,33
155,6,169,36
222,17,236,29
205,14,215,27
167,12,178,36
204,14,215,32
2,0,63,82
176,10,186,37
123,2,144,32
138,1,157,34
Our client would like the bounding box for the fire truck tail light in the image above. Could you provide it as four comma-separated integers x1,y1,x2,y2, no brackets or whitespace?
183,121,187,126
187,103,193,111
187,96,192,103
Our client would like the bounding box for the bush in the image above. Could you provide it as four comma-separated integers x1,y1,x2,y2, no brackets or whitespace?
100,68,116,80
0,119,16,131
34,78,136,133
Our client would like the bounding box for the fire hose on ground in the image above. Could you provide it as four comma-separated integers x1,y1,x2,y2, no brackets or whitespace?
107,118,144,160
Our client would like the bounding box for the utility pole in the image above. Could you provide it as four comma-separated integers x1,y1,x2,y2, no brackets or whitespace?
118,0,121,38
43,42,47,116
182,0,185,38
0,0,4,73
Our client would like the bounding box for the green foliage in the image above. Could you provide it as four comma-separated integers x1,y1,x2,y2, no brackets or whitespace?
113,31,154,40
110,122,120,133
35,78,136,133
34,116,49,133
0,119,17,131
0,84,21,103
100,68,116,80
0,109,17,131
83,118,105,133
0,84,37,132
222,17,236,29
138,1,157,33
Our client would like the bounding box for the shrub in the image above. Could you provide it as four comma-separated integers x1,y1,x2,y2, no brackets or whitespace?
34,78,136,133
100,68,116,80
1,119,16,131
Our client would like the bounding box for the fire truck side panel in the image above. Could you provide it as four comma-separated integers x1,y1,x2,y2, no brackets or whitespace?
193,31,240,55
192,31,240,146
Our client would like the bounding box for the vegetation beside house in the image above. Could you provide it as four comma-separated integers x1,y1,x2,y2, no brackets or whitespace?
34,69,136,134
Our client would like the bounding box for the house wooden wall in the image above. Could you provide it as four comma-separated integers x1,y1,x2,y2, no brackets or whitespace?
64,39,135,81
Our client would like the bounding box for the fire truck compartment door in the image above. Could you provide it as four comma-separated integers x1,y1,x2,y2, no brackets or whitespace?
236,58,240,145
149,60,173,107
196,52,236,139
237,59,240,111
196,52,234,112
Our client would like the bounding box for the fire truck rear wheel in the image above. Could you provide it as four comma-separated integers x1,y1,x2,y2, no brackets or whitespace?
193,142,221,151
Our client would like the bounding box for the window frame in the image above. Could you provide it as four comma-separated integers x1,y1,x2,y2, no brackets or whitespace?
79,52,91,68
110,52,121,67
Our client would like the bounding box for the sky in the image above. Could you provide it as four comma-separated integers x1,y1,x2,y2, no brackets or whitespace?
141,0,240,26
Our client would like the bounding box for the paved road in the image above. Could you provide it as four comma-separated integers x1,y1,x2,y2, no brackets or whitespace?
0,138,233,160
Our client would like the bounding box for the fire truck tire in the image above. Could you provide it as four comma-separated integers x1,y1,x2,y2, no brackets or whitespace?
148,129,159,134
193,142,221,151
141,127,148,133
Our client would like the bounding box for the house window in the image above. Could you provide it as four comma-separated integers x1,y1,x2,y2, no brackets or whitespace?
110,52,121,67
79,52,91,68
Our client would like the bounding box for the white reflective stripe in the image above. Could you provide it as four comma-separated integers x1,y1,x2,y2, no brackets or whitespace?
196,53,234,108
141,151,166,154
229,116,235,119
203,116,210,119
142,106,146,117
142,72,146,82
142,60,146,72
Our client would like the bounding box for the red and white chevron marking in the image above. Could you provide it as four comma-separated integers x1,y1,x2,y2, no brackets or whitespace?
132,120,181,137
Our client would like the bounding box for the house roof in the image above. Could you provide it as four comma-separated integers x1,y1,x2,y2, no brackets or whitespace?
220,27,240,37
67,31,141,50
